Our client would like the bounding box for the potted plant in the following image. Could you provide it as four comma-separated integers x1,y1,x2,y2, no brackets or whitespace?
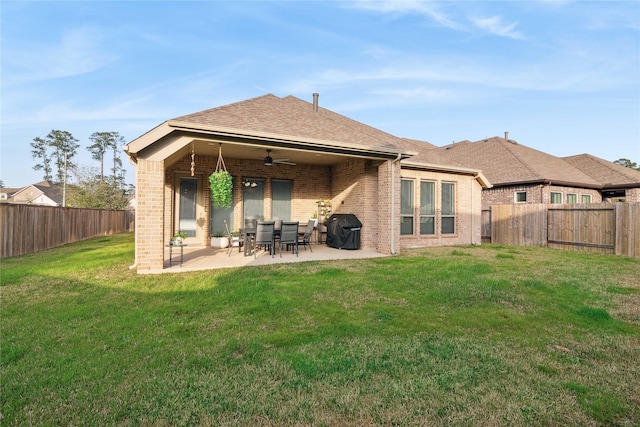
209,170,233,209
210,230,230,248
316,200,332,222
171,230,188,246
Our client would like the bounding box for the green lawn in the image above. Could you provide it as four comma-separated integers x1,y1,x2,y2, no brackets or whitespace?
1,233,639,426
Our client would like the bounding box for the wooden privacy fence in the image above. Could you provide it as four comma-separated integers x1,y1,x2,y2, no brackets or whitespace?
0,204,135,258
485,203,639,258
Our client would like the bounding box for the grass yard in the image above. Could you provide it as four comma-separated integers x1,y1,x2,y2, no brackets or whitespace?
1,233,639,426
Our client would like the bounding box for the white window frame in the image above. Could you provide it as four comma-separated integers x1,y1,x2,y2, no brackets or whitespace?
567,193,578,204
581,194,592,203
550,191,563,204
515,191,527,203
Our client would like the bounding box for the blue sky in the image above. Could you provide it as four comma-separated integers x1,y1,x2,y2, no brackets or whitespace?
1,0,639,188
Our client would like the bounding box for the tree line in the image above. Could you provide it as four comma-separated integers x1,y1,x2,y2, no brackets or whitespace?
30,130,133,210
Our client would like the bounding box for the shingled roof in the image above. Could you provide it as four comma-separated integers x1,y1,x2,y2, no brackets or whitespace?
435,136,602,188
172,94,403,151
563,154,640,188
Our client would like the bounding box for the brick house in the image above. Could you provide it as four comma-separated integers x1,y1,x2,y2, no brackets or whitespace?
124,94,490,273
433,135,639,209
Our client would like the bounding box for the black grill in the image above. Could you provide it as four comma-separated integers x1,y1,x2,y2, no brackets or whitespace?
325,214,362,250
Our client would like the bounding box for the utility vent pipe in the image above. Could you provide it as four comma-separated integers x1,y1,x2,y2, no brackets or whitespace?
313,93,319,112
505,131,509,140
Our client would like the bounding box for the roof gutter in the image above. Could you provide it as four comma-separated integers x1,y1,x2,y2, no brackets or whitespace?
495,178,602,190
390,153,402,256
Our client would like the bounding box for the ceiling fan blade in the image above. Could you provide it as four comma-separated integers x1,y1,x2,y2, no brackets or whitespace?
274,159,296,165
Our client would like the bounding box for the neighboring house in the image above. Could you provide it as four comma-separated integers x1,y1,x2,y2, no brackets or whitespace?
563,154,640,203
6,181,63,206
0,187,20,202
124,94,491,273
435,136,607,209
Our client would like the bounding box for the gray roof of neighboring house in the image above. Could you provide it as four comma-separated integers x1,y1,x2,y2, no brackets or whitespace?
34,181,64,205
435,136,603,188
563,154,640,188
173,94,403,150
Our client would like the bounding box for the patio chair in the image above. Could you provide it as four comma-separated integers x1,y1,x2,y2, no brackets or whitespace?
254,221,275,258
298,219,315,253
224,220,243,256
278,221,299,257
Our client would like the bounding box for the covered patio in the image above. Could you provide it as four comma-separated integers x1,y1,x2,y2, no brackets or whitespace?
158,242,388,274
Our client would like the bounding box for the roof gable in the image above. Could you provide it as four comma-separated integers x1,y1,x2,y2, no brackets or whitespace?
172,94,402,150
437,137,602,188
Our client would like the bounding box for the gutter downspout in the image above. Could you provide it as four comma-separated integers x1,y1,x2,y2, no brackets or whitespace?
390,153,402,255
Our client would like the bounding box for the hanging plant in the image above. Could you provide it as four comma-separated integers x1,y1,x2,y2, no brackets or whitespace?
209,144,233,209
209,170,232,209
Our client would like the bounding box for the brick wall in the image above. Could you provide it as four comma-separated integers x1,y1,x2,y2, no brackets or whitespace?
136,159,165,272
398,169,483,248
481,184,602,209
624,188,640,203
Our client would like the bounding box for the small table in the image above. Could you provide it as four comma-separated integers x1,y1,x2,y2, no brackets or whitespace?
168,243,186,266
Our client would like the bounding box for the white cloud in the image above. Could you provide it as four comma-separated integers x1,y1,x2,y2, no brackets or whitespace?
346,0,464,31
470,15,524,40
3,27,117,85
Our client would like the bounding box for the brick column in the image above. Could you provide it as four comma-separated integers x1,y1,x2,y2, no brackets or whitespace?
135,159,165,272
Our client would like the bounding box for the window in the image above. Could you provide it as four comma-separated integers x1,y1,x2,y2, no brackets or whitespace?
567,193,577,204
272,179,292,220
581,194,592,203
441,182,455,234
242,177,265,224
550,192,563,204
420,181,435,235
400,179,414,235
515,191,527,203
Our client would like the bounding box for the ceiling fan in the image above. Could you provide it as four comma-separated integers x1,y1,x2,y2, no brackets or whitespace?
264,149,296,166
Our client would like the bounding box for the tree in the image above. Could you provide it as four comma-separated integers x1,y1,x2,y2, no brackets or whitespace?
88,131,126,182
66,166,130,210
47,130,80,184
613,158,640,171
0,179,5,188
109,132,126,189
31,136,53,181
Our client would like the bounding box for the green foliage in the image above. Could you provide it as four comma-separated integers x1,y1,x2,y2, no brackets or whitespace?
613,158,640,171
209,170,233,209
67,167,130,209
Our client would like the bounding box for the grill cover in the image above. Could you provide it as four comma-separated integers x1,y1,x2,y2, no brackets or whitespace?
325,214,362,250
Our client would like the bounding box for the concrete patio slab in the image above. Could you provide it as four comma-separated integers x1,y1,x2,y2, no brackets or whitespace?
156,243,389,274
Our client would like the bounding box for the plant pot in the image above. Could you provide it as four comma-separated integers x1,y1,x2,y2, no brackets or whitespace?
210,237,230,248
